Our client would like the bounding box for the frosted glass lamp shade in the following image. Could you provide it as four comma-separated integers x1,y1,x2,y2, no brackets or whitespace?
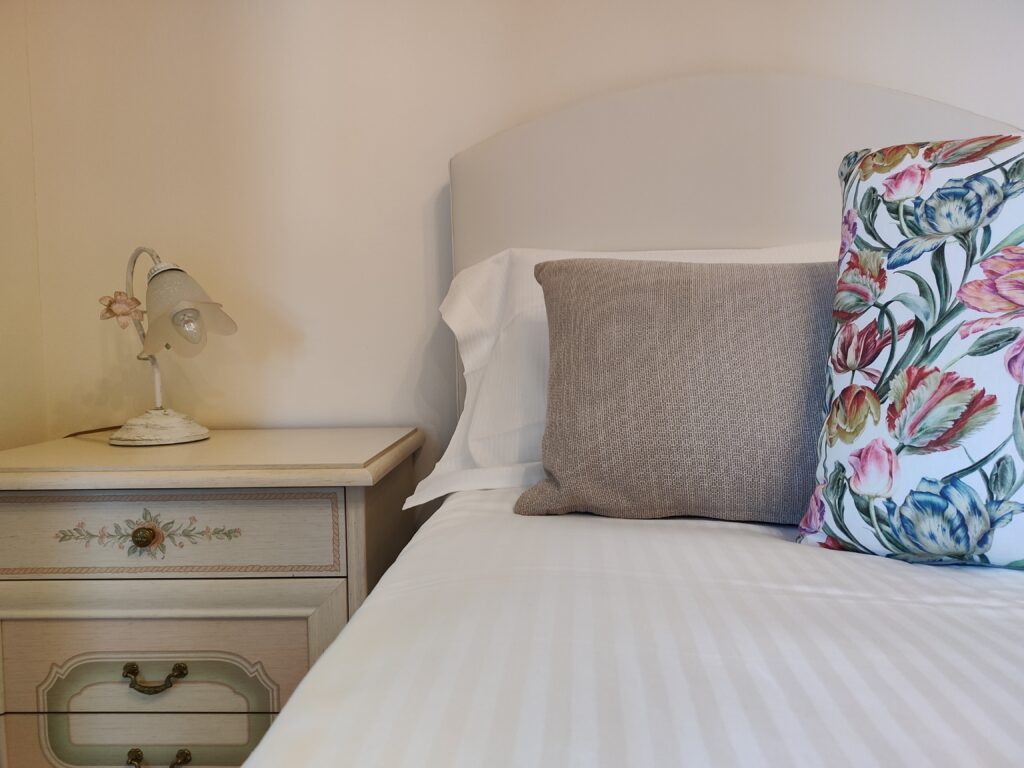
141,265,237,358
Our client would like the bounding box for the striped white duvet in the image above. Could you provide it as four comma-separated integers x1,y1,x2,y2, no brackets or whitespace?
245,488,1024,767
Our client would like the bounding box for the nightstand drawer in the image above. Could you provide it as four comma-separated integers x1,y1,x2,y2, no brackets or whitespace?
3,712,269,767
0,489,344,579
1,619,309,714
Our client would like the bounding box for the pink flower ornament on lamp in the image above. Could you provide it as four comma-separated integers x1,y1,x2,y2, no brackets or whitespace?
99,291,145,329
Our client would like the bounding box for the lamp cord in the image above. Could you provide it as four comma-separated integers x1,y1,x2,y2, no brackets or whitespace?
64,426,124,438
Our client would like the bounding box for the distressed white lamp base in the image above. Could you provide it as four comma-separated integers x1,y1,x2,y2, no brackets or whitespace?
109,408,210,446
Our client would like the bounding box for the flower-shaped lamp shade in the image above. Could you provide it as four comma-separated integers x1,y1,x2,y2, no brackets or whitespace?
141,265,237,358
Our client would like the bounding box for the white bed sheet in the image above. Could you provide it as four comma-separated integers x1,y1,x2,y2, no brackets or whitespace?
245,488,1024,767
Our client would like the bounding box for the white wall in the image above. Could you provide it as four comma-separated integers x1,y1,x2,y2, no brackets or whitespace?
506,0,1024,129
23,0,531,470
0,0,45,451
5,0,1024,471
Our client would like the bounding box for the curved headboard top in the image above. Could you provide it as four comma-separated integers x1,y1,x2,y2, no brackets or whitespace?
450,75,1020,273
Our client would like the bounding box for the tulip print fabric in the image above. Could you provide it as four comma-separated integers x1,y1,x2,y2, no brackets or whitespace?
800,134,1024,568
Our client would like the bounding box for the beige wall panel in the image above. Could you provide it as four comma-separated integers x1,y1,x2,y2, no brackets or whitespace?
0,0,45,452
0,623,5,716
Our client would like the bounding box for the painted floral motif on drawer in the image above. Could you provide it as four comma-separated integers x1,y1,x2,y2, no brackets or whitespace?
55,508,243,559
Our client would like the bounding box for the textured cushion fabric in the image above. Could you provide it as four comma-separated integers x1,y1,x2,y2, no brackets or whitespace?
404,244,838,509
799,134,1024,568
515,258,837,521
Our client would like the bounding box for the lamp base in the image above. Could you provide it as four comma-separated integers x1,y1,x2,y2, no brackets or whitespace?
109,408,210,446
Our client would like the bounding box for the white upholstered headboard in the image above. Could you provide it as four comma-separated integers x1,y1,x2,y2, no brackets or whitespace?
449,75,1020,273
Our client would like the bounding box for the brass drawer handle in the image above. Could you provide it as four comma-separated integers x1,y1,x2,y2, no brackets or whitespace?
131,525,157,548
126,748,192,767
122,661,189,695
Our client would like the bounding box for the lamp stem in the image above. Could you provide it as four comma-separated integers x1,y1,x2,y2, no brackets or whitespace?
125,246,165,410
149,355,164,409
125,246,162,348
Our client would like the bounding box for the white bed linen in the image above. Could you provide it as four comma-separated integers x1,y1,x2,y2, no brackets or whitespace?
246,489,1024,768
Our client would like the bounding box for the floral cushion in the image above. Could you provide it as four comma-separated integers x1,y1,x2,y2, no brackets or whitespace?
799,134,1024,568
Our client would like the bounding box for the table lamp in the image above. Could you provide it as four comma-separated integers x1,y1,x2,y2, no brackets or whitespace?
100,246,237,446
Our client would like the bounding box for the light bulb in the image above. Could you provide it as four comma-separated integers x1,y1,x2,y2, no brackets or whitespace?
171,308,204,344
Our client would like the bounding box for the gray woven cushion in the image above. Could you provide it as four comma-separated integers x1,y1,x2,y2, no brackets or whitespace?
515,258,837,522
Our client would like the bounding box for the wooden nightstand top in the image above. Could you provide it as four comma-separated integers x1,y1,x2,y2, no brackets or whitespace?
0,427,423,491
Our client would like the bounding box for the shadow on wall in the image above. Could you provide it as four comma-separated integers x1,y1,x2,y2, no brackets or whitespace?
190,262,305,427
52,310,156,435
52,278,302,437
405,185,457,523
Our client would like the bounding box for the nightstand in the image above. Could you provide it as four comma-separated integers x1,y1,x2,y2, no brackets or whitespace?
0,427,423,768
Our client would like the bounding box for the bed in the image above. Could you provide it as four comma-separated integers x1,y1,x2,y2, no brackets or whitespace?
245,76,1024,767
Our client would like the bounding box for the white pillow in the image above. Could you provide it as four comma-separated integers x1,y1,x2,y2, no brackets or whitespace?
405,244,838,508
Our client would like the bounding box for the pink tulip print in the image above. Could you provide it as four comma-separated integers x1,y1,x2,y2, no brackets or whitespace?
803,134,1024,566
1006,335,1024,385
839,209,858,261
831,317,915,383
881,164,930,202
957,247,1024,337
857,143,922,180
923,135,1021,168
886,366,997,455
799,483,826,537
848,438,898,498
833,251,887,322
825,385,881,446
